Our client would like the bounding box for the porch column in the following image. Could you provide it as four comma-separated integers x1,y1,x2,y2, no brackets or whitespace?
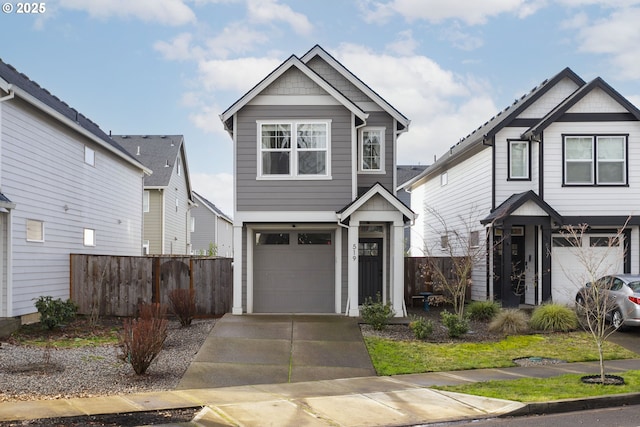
232,225,243,315
391,220,406,317
347,220,360,316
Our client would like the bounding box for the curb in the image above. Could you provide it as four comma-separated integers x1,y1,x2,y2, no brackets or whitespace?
504,392,640,417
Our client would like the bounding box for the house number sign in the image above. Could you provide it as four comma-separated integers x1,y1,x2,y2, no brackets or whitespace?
352,244,357,261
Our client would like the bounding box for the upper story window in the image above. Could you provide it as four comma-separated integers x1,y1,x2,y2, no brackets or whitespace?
508,140,530,180
359,127,385,173
440,171,448,186
84,146,95,166
143,190,150,213
26,219,44,242
258,120,330,179
564,135,627,186
83,228,96,246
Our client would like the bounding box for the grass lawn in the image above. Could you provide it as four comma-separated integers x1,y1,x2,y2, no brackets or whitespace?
434,370,640,402
364,332,637,376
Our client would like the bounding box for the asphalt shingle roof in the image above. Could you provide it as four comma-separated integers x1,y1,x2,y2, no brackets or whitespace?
112,135,184,187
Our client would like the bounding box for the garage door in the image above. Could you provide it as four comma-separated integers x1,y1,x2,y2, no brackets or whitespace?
551,233,624,305
253,231,334,313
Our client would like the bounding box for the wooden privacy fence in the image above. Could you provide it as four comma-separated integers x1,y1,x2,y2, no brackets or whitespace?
70,254,232,317
404,257,469,305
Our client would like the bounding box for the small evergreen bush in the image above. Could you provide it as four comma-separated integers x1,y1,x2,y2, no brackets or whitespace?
409,316,433,340
34,296,78,330
168,288,196,327
361,293,395,330
530,303,579,332
120,302,168,375
466,300,501,322
440,310,469,338
489,309,529,335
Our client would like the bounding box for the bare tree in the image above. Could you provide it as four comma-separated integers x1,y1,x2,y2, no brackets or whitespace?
422,207,488,319
559,221,628,383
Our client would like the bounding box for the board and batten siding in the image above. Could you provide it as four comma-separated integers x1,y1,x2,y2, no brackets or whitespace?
417,148,493,301
1,99,144,316
236,105,353,211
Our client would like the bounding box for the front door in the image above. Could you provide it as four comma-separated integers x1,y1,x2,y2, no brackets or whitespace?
510,235,526,304
358,238,383,304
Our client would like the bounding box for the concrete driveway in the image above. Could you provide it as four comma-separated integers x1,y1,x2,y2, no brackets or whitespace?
177,314,376,389
610,326,640,354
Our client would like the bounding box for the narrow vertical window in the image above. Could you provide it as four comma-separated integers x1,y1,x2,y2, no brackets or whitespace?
360,127,385,172
440,172,448,186
509,140,529,179
83,228,96,246
190,216,195,233
260,123,291,175
143,190,150,213
565,136,594,184
84,146,95,166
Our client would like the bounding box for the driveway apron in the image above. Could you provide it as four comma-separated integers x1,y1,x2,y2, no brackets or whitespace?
177,314,376,389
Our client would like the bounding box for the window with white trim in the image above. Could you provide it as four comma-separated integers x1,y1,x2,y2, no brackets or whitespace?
359,127,385,172
26,219,44,242
509,140,529,180
83,228,96,246
564,135,627,185
143,191,149,213
84,146,95,166
258,121,330,178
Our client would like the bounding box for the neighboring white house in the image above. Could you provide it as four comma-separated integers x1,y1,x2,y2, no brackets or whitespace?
220,45,415,317
402,68,640,307
0,59,150,323
191,191,233,257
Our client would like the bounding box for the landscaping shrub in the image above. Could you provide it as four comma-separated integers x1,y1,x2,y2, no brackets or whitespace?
440,310,469,338
530,303,579,332
489,309,529,335
33,296,78,330
361,293,395,331
409,316,433,340
120,303,168,375
168,288,196,327
466,300,501,322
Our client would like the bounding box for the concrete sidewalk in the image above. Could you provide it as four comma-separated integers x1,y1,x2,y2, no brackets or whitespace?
1,359,639,426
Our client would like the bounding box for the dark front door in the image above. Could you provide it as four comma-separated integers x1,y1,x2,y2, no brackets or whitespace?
510,235,526,304
358,238,383,304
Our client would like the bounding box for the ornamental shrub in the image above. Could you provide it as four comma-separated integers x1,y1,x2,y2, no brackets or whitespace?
440,310,469,338
120,302,168,375
409,316,433,340
466,300,501,322
34,296,78,330
360,293,395,331
530,303,579,332
489,309,529,335
168,288,196,327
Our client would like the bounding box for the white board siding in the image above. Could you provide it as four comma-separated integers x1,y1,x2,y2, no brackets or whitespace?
541,120,640,216
235,105,353,211
517,78,581,119
417,148,493,301
2,99,144,316
494,127,539,206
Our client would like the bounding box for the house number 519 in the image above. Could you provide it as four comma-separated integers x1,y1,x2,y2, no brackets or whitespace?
352,244,357,261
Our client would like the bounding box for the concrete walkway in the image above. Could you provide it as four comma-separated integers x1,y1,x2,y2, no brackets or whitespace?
177,314,376,389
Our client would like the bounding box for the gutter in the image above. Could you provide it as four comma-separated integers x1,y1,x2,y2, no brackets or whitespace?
0,87,15,103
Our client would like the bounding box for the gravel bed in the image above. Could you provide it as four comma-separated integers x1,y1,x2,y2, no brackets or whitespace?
0,319,215,402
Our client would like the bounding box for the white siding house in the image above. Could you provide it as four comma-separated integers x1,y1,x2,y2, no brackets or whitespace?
0,59,149,321
191,191,233,257
402,68,640,308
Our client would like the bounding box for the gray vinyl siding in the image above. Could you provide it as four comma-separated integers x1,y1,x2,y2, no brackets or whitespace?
357,112,395,191
144,190,163,254
2,98,144,316
191,204,217,254
236,105,353,211
162,155,191,254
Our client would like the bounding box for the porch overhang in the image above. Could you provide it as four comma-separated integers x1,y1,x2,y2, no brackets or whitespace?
336,182,417,224
481,190,562,227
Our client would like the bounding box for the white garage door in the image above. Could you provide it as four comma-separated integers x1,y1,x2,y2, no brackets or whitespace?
253,231,335,313
551,233,624,305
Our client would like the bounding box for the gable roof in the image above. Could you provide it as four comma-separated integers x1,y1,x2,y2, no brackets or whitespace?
301,45,410,132
193,191,232,223
0,59,149,174
401,67,585,190
480,190,563,225
397,165,428,188
337,182,416,223
112,135,193,197
219,53,368,131
522,76,640,140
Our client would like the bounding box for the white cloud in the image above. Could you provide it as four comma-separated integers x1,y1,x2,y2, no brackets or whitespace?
191,172,234,217
361,0,542,25
246,0,314,35
154,33,204,61
204,22,270,59
385,30,419,55
59,0,196,25
197,56,282,92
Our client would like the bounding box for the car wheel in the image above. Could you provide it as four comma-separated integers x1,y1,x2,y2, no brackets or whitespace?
612,309,628,331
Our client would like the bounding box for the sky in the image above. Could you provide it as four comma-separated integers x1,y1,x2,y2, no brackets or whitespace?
2,0,640,217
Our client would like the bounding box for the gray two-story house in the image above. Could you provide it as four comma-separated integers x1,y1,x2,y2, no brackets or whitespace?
220,45,415,316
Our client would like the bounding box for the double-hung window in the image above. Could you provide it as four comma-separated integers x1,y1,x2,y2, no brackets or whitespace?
508,140,529,180
564,135,627,185
258,121,330,178
359,127,385,172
